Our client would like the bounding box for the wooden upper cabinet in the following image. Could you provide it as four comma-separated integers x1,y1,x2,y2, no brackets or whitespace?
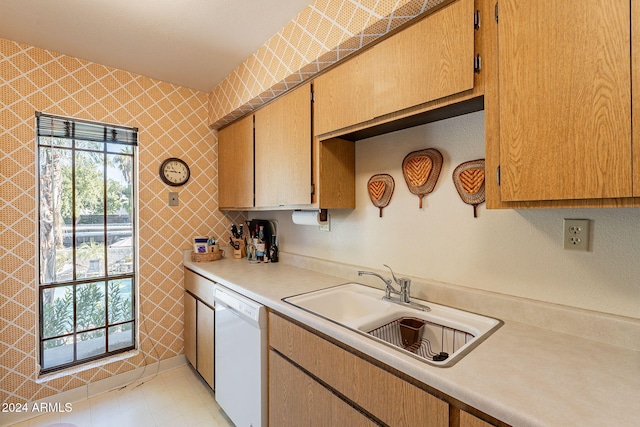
218,115,254,209
255,83,312,207
372,0,475,118
315,138,355,209
313,49,375,136
497,0,632,202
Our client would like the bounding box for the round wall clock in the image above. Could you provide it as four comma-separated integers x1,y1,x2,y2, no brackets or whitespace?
159,157,190,186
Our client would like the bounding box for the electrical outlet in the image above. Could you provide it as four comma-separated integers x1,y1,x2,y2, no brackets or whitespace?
168,192,179,206
563,219,590,251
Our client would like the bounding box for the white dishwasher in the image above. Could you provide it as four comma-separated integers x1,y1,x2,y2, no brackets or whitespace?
213,284,267,427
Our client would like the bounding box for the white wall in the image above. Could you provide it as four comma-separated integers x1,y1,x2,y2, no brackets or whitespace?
260,111,640,319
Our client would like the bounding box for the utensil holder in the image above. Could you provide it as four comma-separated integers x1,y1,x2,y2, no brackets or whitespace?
231,238,246,259
399,317,425,347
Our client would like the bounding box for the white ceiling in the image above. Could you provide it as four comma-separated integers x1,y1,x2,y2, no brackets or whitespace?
0,0,313,92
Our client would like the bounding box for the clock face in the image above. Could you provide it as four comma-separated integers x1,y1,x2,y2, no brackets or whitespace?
160,158,190,186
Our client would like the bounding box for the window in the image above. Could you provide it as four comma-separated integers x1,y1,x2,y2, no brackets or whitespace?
37,113,137,373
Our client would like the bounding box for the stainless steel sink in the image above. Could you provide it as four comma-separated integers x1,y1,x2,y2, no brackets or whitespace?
283,283,502,366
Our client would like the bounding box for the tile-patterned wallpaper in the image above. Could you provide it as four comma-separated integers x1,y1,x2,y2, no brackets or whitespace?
2,0,447,406
208,0,447,128
0,39,245,404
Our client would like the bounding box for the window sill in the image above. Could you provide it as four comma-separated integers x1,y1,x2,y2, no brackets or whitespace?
36,349,140,383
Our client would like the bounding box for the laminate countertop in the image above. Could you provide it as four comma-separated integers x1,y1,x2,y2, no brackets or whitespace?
183,252,640,427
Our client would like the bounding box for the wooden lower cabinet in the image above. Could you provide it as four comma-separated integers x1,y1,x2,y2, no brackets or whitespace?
269,312,508,427
183,292,197,367
270,350,378,426
269,312,448,427
196,301,214,389
184,269,215,390
183,291,215,390
460,411,495,427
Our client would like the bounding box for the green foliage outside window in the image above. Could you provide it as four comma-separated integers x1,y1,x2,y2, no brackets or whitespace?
43,280,132,350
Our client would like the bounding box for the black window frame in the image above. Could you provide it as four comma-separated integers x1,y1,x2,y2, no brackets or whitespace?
36,112,138,374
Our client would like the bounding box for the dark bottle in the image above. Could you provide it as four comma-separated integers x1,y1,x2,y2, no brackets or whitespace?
256,225,265,261
269,235,279,263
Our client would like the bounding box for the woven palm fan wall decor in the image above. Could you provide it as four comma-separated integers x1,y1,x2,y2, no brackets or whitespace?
367,174,394,217
452,159,485,218
402,148,443,208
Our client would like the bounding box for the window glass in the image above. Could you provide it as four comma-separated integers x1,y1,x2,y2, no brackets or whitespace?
37,113,137,372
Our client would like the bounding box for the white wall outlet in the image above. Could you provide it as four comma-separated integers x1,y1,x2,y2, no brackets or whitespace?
168,192,179,206
563,219,590,251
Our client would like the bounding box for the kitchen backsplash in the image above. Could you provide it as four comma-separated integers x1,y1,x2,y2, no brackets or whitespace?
254,111,640,320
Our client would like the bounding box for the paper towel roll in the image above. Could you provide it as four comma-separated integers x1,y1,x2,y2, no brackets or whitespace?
292,210,325,226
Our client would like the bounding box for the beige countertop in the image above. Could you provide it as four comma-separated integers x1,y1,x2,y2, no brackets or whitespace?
184,252,640,427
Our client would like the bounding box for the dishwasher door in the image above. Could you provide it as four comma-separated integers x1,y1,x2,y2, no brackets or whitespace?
214,285,267,427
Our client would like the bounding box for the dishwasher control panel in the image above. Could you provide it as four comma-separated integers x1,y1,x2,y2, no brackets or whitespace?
214,285,266,326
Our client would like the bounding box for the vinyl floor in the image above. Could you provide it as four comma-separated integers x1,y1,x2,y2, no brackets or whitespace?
9,364,234,427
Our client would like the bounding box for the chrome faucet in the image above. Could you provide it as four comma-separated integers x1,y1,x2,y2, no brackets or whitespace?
358,265,412,304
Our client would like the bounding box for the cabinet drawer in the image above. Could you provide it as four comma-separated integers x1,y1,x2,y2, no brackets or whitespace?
184,269,215,307
269,313,448,427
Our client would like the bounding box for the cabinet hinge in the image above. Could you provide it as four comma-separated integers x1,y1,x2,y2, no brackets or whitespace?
496,166,501,186
474,10,480,30
311,184,315,195
311,91,315,103
474,55,482,73
494,2,498,23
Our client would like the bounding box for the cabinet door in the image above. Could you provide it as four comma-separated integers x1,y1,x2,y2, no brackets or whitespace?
313,49,375,135
372,0,475,118
460,411,495,427
255,83,312,207
196,302,215,390
183,292,196,368
218,114,254,209
498,0,631,201
270,350,378,427
269,313,448,427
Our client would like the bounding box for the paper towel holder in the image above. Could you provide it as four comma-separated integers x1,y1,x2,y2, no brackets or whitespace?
293,209,327,221
291,208,328,225
295,209,329,222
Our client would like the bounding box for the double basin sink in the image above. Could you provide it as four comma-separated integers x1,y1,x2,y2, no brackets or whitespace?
283,283,502,367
